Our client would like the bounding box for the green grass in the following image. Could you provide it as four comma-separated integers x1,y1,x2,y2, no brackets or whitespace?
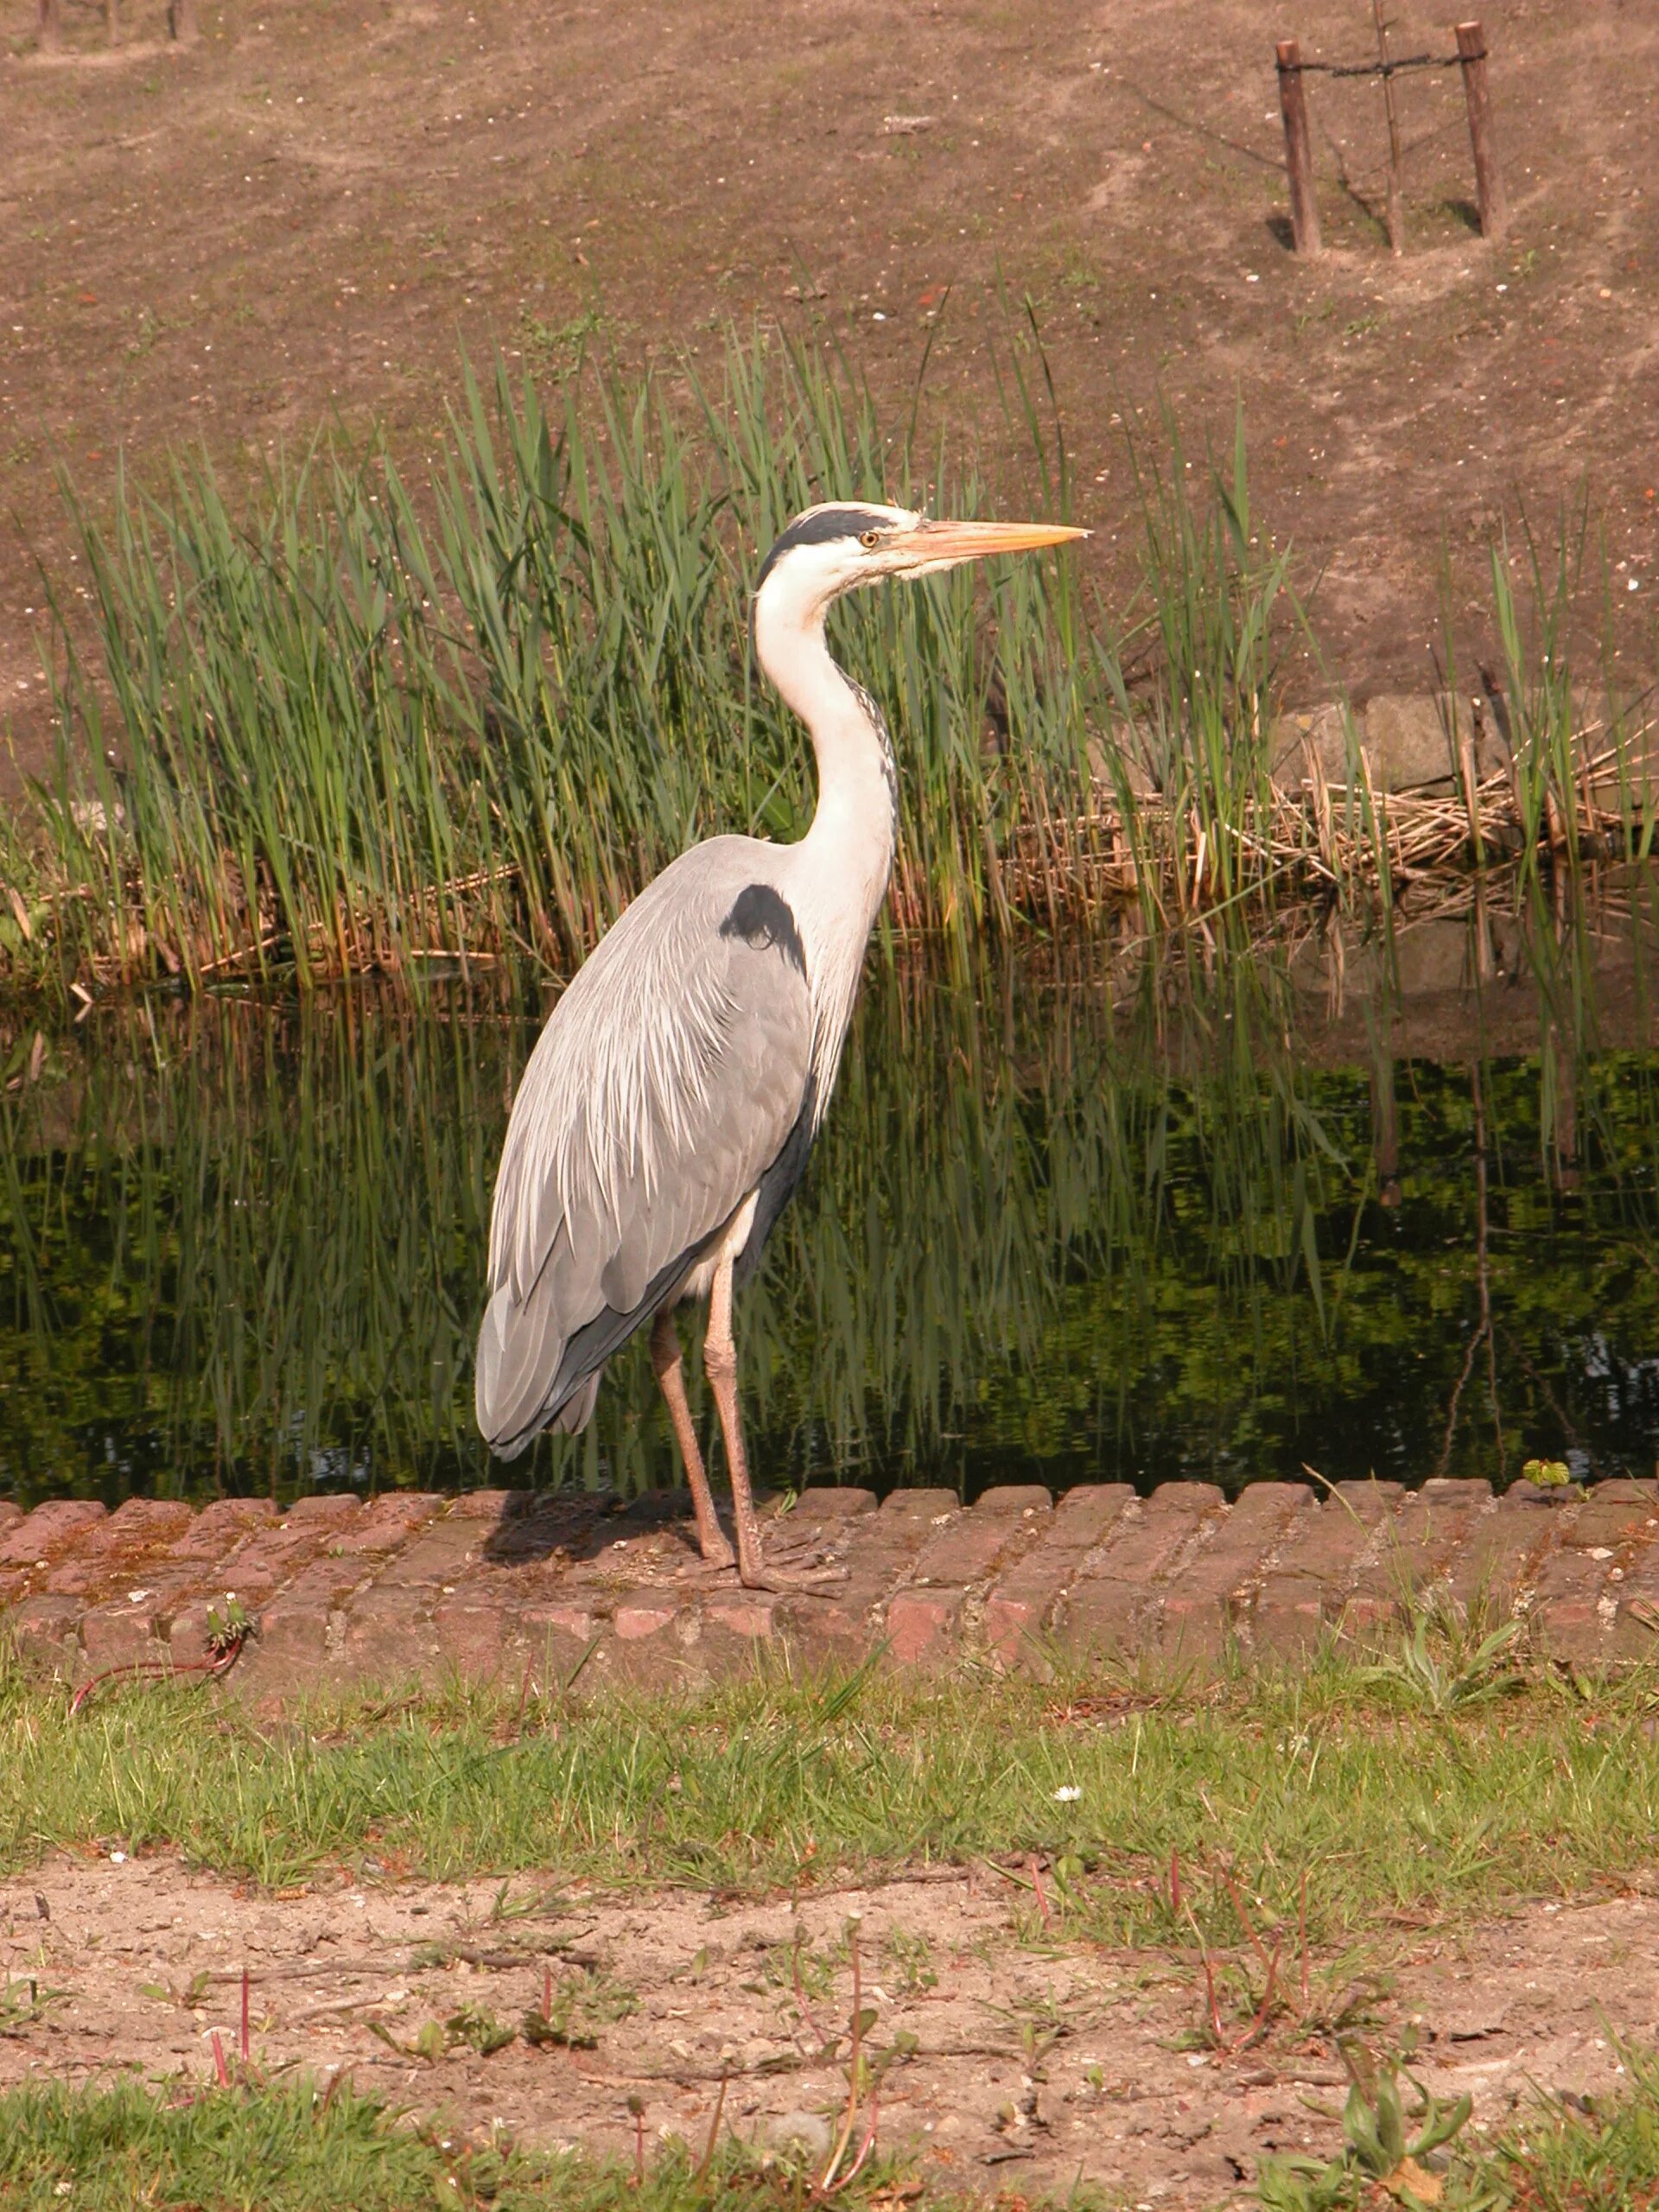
0,2074,975,2212
1255,2040,1659,2211
3,1648,1657,1947
2,2043,1658,2211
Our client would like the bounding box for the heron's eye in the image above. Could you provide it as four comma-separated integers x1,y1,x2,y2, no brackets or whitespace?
859,529,881,550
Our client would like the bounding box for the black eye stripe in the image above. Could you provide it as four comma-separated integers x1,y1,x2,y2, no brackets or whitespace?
753,506,894,592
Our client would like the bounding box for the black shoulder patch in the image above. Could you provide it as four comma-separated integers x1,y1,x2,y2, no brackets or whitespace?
753,505,894,594
719,883,807,976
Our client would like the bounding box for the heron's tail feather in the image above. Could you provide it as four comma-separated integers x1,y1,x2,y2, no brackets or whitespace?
475,1279,601,1457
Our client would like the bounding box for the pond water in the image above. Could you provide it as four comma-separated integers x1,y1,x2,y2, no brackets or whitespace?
3,892,1659,1510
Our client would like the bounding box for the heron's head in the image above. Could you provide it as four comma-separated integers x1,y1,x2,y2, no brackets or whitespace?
753,500,1087,622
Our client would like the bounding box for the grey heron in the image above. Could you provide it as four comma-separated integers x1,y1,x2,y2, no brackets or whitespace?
475,500,1086,1588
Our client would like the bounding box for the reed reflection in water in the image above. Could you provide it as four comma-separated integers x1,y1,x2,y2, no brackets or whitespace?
3,900,1658,1509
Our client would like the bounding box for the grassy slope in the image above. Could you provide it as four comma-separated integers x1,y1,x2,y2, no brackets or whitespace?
3,1649,1657,1946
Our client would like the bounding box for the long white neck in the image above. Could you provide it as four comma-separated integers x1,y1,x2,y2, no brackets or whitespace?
752,566,897,1118
753,572,896,921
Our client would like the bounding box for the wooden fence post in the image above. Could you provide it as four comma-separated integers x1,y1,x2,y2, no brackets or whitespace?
1275,40,1323,255
36,0,60,53
168,0,197,36
1455,22,1507,239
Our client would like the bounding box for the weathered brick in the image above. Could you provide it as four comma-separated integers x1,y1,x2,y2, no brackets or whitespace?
1443,1492,1561,1612
372,1519,489,1590
79,1600,173,1671
162,1499,276,1565
1529,1554,1617,1661
984,1488,1135,1666
247,1602,334,1678
974,1485,1054,1517
333,1584,435,1681
1157,1484,1314,1659
1344,1478,1493,1631
1052,1486,1137,1541
791,1487,878,1519
6,1595,84,1674
909,1512,1027,1589
1610,1520,1659,1659
613,1596,679,1641
1063,1488,1223,1656
1076,1490,1217,1586
434,1599,507,1680
41,1498,195,1601
282,1494,362,1529
327,1493,444,1555
448,1488,535,1524
703,1594,778,1641
878,1489,961,1522
885,1588,963,1664
1254,1482,1403,1649
1565,1491,1658,1551
107,1497,194,1543
209,1527,330,1603
1524,1492,1656,1661
0,1500,106,1568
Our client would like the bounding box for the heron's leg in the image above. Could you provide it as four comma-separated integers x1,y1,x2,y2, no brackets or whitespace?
703,1255,845,1592
651,1307,734,1568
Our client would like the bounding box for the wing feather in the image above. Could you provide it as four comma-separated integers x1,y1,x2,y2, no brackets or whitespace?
475,841,813,1455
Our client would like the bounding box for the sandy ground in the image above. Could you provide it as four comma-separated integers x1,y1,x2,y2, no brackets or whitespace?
4,1855,1659,2207
3,0,1659,792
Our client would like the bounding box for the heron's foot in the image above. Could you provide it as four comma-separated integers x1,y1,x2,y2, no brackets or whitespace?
738,1557,850,1594
694,1527,736,1572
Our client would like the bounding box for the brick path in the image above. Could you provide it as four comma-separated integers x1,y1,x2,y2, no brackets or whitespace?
3,1476,1659,1699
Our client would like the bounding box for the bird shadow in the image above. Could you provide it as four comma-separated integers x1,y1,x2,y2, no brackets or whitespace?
477,1484,701,1569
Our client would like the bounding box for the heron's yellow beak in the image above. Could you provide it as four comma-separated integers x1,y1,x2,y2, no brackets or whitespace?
891,517,1090,563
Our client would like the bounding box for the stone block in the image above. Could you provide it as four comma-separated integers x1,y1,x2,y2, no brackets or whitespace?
162,1499,276,1566
885,1588,963,1665
327,1493,445,1554
910,1514,1027,1590
1158,1484,1314,1659
1443,1494,1557,1613
1363,694,1459,791
107,1497,194,1543
0,1500,106,1568
983,1497,1135,1668
448,1488,535,1523
1076,1491,1216,1588
283,1494,362,1529
6,1595,85,1675
703,1594,779,1641
791,1487,878,1518
973,1485,1054,1516
613,1596,679,1642
878,1489,961,1522
79,1601,171,1671
434,1599,507,1681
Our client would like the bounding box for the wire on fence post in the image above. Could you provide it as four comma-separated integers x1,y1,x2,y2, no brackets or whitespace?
1372,0,1407,254
1275,40,1323,257
1455,22,1507,239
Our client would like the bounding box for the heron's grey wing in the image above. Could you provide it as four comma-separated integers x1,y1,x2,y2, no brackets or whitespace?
475,846,813,1455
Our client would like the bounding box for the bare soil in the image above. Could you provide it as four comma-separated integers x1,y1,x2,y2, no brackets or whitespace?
2,0,1658,796
4,1856,1659,2207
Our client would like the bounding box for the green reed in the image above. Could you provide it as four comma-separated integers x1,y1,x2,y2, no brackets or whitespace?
0,334,1080,995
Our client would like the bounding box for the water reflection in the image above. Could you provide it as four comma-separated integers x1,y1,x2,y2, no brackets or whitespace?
3,889,1658,1509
